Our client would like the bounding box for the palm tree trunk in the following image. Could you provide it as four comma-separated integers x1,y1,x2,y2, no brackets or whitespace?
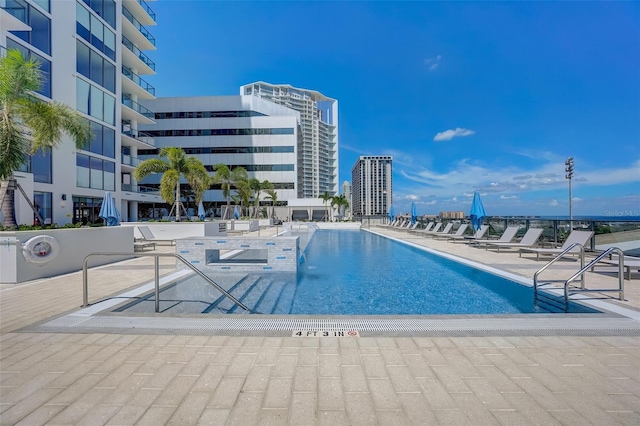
175,180,181,222
1,177,18,229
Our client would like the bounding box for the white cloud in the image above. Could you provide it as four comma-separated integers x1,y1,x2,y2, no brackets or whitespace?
450,197,458,202
425,55,441,71
433,128,475,142
406,194,419,200
550,199,559,206
500,195,518,199
424,200,437,205
490,182,499,186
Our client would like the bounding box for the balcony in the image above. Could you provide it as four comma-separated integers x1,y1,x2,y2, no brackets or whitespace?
122,66,155,98
122,6,156,51
121,154,141,168
125,0,156,26
122,36,155,73
122,95,154,124
122,123,155,147
121,183,159,195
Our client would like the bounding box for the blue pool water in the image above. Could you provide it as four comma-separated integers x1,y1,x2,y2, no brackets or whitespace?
115,229,598,315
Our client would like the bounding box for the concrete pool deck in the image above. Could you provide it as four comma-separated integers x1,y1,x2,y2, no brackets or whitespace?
1,225,639,425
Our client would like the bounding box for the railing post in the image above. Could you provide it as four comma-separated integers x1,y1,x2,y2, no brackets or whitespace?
82,260,89,307
154,255,160,313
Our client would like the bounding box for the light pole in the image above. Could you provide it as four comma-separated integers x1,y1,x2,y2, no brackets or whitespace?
565,157,574,230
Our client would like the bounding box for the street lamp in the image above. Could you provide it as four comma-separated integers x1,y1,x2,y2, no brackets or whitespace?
565,157,574,230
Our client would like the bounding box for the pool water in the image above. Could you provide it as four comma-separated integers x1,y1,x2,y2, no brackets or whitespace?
115,230,598,315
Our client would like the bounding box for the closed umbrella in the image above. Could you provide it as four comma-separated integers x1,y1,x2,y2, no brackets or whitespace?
98,191,120,226
411,202,417,225
388,205,395,223
233,205,240,219
197,201,205,221
470,191,486,231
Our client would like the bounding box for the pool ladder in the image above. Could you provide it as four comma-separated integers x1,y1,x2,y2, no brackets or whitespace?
82,252,258,314
533,245,625,311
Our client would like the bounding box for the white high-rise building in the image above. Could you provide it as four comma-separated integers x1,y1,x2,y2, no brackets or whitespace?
241,82,338,199
351,156,393,217
342,180,352,219
0,0,161,226
138,96,300,215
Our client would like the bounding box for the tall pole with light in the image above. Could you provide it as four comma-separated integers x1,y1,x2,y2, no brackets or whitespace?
565,157,574,230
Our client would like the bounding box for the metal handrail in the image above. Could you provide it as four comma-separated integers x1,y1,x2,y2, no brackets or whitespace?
563,247,625,311
82,252,256,313
533,243,586,302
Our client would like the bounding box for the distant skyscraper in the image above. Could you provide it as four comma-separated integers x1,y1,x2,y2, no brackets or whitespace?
342,180,352,218
351,156,392,216
241,82,338,199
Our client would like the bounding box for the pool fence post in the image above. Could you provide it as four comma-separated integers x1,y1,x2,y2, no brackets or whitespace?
154,255,160,313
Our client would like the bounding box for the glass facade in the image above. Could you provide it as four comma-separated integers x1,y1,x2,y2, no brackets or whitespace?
7,0,51,55
76,153,115,190
145,128,295,137
33,191,52,224
5,39,51,98
76,2,116,60
31,149,52,183
76,78,116,125
76,40,115,93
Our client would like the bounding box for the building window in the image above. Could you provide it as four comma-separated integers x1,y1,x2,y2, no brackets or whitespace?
76,78,115,125
76,40,115,93
31,149,52,183
83,119,115,158
6,39,51,98
7,0,51,55
81,0,116,29
145,128,295,137
33,191,52,225
76,2,116,60
76,154,115,190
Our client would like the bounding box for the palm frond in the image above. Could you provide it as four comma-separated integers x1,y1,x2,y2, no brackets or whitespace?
134,159,170,181
160,169,179,204
0,114,29,180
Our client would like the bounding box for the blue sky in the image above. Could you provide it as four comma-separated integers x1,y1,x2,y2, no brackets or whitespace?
147,1,639,217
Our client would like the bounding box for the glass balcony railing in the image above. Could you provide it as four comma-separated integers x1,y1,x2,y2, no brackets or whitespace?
121,154,141,167
1,3,27,23
136,0,156,22
122,66,155,96
121,183,159,195
122,96,154,119
122,7,156,46
122,36,156,71
121,123,155,146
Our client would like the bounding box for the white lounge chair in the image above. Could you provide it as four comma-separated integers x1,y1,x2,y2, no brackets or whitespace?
449,224,489,243
136,225,176,246
591,255,640,280
485,228,544,253
428,222,455,239
519,230,594,261
470,225,519,248
418,222,443,237
434,223,467,240
409,222,434,235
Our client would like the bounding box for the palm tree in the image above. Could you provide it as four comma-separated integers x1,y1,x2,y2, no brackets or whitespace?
332,194,349,220
0,50,91,228
212,164,247,219
319,191,332,222
134,147,209,222
235,178,252,218
249,178,261,218
264,185,278,220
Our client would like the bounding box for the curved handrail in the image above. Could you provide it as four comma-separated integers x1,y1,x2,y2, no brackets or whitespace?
533,243,585,302
563,247,625,311
82,252,256,314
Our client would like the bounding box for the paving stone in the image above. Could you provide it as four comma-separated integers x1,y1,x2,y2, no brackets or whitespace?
192,364,228,392
319,354,341,377
153,374,199,407
361,355,387,378
263,377,293,409
289,392,318,426
344,393,377,425
398,393,439,425
208,376,245,408
75,403,121,426
341,365,369,393
293,365,317,392
0,387,63,425
317,409,350,426
318,377,345,411
367,379,401,410
135,405,178,425
242,365,272,392
166,391,211,425
197,407,230,424
226,392,264,425
432,408,473,425
13,402,67,426
416,378,457,410
225,352,256,377
386,365,421,393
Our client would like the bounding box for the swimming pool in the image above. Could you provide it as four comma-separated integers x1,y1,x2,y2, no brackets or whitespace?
114,229,597,315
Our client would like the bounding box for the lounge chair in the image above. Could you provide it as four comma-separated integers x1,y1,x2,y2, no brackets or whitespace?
591,256,640,280
417,222,443,236
409,222,434,235
470,225,519,248
136,225,176,246
399,222,419,232
434,223,467,240
485,228,543,253
449,224,489,243
428,222,455,239
519,230,594,261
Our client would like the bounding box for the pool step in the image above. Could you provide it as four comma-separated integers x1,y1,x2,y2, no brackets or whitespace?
229,276,274,313
272,281,296,314
534,285,567,313
203,274,261,313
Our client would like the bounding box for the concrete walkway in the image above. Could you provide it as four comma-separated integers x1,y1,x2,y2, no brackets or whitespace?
1,225,639,425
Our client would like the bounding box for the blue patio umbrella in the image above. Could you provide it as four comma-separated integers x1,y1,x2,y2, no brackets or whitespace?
470,191,486,231
98,191,120,226
197,201,205,221
411,202,417,225
233,205,240,219
388,205,395,223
